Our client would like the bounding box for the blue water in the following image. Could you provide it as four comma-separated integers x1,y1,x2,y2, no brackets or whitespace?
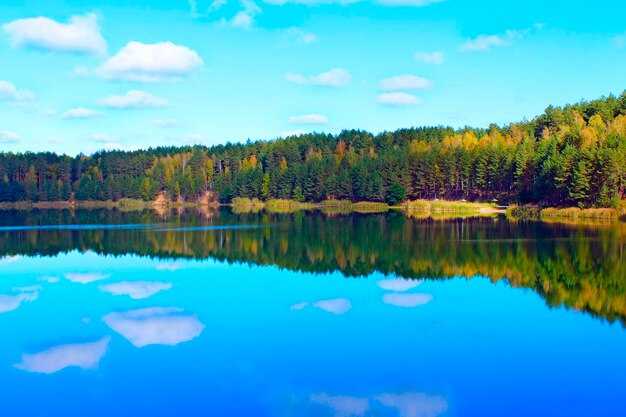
1,251,624,416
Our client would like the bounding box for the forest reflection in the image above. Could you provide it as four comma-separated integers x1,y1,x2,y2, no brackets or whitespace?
1,208,625,326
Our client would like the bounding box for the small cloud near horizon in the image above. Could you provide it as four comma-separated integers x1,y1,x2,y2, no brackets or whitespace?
286,68,351,88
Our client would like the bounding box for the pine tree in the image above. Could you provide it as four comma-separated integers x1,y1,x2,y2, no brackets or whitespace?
570,159,591,207
261,172,270,200
293,185,305,203
386,182,406,206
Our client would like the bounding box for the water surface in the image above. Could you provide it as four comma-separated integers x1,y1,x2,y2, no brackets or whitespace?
0,208,625,416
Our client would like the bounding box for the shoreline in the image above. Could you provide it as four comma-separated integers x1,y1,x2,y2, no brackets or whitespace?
2,198,623,224
0,199,220,211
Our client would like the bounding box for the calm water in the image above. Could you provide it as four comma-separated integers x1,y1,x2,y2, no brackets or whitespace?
0,208,625,417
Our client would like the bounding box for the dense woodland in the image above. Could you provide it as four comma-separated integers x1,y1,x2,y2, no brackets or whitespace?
1,92,626,207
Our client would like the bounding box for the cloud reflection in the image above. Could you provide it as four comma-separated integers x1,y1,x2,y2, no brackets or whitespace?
304,391,448,417
155,261,184,271
102,307,204,348
313,298,352,315
311,393,369,417
290,302,309,310
377,278,422,292
65,272,111,284
15,337,110,374
0,255,21,266
12,285,43,292
99,281,172,299
0,291,38,313
383,293,433,308
375,392,448,417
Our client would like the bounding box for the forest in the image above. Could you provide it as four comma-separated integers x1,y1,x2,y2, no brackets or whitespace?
1,92,625,208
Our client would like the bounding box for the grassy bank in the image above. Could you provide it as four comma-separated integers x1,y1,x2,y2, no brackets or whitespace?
507,203,626,222
320,199,353,209
4,198,624,224
350,202,390,213
0,199,149,210
0,197,219,211
541,207,620,221
506,205,541,220
265,199,317,213
230,198,389,214
231,197,264,207
404,200,497,213
319,200,353,215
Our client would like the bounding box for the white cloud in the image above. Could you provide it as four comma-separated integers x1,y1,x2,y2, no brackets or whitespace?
0,131,20,143
64,272,111,284
615,32,626,49
286,68,351,88
313,298,352,314
153,118,178,127
231,11,253,28
375,392,448,417
288,114,328,125
99,90,168,109
0,292,38,313
229,0,262,29
377,278,422,292
414,51,444,65
459,35,507,51
62,107,103,119
377,92,422,106
459,30,525,52
382,293,432,307
380,75,433,90
0,81,34,101
15,337,110,374
102,307,204,348
3,13,107,56
190,0,228,17
311,393,369,416
99,281,172,299
97,41,203,83
285,27,317,44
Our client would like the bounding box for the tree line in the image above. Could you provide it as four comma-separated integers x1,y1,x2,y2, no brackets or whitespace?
1,92,626,207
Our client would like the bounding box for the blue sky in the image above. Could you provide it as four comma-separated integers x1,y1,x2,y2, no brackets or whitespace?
0,0,625,154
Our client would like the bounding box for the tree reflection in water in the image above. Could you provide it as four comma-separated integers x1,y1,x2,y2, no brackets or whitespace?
1,208,625,325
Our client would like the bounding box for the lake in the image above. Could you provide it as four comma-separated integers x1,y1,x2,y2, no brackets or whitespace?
0,208,625,416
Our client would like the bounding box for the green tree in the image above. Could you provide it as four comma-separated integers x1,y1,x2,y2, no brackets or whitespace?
261,172,271,200
386,182,406,206
293,185,305,202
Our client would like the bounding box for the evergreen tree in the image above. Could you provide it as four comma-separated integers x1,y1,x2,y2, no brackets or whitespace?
386,183,406,205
